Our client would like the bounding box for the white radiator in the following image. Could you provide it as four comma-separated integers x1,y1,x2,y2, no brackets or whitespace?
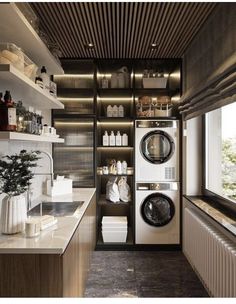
184,208,236,297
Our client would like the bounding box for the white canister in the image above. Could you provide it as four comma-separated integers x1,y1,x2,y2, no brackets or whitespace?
42,124,50,135
25,218,41,238
122,133,128,146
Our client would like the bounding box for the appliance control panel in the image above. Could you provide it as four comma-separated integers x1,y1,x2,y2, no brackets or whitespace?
136,182,179,191
136,120,177,128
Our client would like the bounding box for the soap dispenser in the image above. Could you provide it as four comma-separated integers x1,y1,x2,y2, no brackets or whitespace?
103,131,109,146
109,131,115,146
115,131,122,146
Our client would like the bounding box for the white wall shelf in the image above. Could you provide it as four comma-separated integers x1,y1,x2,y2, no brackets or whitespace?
0,3,64,75
0,132,64,143
0,64,64,110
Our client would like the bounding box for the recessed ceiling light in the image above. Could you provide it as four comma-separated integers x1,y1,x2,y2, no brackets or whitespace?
150,43,158,50
84,42,95,49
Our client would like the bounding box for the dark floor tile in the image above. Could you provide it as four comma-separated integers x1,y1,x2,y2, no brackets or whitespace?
85,251,209,298
85,287,138,298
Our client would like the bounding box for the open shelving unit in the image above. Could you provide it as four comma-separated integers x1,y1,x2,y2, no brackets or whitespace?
0,3,63,75
51,59,182,249
0,132,64,143
0,64,64,109
0,5,65,143
96,60,135,248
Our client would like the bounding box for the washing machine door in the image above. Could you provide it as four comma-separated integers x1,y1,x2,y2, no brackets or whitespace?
141,193,175,227
140,130,175,164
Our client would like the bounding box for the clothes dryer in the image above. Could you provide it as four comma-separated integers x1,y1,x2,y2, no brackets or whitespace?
135,120,179,182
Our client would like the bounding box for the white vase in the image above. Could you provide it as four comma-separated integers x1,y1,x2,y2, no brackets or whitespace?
0,194,27,234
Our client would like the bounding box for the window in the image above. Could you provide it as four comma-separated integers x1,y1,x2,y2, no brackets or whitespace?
205,102,236,206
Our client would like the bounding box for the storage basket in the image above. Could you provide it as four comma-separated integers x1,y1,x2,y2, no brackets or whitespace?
142,77,167,88
0,43,38,81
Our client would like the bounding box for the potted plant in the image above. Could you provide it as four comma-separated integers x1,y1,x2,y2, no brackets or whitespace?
0,149,40,234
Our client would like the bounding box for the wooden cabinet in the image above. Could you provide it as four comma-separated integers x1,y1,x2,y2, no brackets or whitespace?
0,192,96,297
63,192,96,297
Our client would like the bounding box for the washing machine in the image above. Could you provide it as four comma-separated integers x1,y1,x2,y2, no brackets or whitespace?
135,120,179,182
135,182,180,244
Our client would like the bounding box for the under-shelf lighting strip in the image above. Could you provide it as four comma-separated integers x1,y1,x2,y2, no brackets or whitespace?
58,97,94,102
54,122,94,126
97,97,133,101
97,121,133,126
135,73,169,78
54,74,94,79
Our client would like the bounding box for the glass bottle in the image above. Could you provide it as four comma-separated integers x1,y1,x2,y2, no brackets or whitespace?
0,91,17,131
16,101,26,133
26,111,33,134
0,92,7,131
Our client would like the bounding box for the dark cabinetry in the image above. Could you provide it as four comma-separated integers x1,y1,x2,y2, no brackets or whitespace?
52,59,181,249
53,60,96,188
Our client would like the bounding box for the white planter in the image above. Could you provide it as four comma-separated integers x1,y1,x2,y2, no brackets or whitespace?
0,194,27,234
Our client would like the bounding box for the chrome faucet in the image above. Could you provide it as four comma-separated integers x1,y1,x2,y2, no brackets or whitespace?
40,151,54,187
27,151,54,211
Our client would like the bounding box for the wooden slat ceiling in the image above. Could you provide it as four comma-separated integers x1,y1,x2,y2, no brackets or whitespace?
31,2,217,59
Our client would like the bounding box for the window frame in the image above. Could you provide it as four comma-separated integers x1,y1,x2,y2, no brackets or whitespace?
202,113,236,215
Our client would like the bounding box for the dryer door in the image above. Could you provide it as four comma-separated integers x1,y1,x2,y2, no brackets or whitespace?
140,130,175,164
141,193,175,227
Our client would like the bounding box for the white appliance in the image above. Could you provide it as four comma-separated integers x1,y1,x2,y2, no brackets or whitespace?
135,182,180,244
135,120,179,182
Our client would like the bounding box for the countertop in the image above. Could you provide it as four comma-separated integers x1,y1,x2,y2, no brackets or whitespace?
0,188,96,254
185,196,236,237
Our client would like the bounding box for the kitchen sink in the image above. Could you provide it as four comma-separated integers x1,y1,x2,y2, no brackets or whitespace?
28,201,84,217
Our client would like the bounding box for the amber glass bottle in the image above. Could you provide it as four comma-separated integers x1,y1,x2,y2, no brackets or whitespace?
0,91,17,131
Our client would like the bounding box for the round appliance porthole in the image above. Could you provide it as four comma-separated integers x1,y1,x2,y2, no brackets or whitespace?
140,130,175,164
141,193,175,227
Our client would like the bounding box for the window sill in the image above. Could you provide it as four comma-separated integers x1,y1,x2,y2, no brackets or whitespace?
184,195,236,237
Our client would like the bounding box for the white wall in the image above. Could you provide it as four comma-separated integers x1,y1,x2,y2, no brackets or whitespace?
0,109,52,212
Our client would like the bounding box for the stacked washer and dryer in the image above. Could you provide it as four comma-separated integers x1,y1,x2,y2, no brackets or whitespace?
135,120,180,245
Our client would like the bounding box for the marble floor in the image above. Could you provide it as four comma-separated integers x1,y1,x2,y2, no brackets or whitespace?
85,251,209,298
